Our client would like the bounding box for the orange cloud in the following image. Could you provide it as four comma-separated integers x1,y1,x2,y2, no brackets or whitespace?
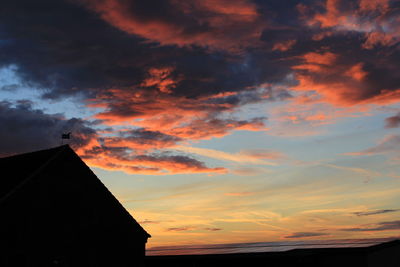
345,63,368,82
141,67,178,94
81,0,264,51
90,87,267,142
79,63,271,175
309,0,347,28
292,51,400,106
302,0,399,49
358,0,390,13
362,31,398,49
272,39,297,52
81,146,227,175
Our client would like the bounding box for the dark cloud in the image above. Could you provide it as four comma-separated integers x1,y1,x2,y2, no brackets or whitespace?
79,144,227,175
0,101,97,156
341,220,400,232
0,0,281,175
353,209,399,217
284,232,329,239
0,0,291,101
165,226,221,232
0,0,149,98
1,0,399,104
385,113,400,128
1,0,400,174
79,0,265,51
103,129,182,150
0,84,19,91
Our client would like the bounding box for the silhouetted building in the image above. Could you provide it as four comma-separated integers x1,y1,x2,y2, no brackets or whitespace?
0,145,150,267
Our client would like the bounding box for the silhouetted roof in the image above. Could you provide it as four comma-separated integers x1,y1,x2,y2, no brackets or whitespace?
0,145,150,238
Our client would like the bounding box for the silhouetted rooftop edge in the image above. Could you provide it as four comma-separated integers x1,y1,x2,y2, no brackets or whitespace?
0,145,150,238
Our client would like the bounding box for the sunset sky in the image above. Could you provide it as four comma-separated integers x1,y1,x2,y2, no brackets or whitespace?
1,0,400,249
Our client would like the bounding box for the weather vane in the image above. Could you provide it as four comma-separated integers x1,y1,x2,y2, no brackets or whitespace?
61,132,71,145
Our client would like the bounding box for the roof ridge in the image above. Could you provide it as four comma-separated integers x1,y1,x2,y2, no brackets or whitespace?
0,145,68,205
0,145,69,160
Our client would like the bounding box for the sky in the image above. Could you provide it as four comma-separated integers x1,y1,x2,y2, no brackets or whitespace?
0,0,400,249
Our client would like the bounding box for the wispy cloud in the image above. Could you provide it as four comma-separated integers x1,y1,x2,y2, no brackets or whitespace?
385,113,400,128
345,135,400,156
138,220,161,224
342,220,400,232
285,232,329,239
321,163,380,178
204,227,222,232
224,192,255,197
352,209,399,217
166,227,195,232
174,146,282,165
166,226,222,232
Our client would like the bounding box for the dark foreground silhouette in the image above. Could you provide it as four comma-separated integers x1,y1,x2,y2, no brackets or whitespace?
0,145,150,267
146,239,400,267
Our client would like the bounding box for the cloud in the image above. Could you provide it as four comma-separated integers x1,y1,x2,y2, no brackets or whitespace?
302,0,399,49
284,232,329,239
0,101,97,156
173,146,281,165
240,149,285,160
292,51,400,106
231,167,270,176
346,135,400,156
290,0,400,107
138,220,161,224
79,0,265,52
141,67,178,94
272,39,297,52
0,0,275,174
0,100,226,175
166,227,195,232
385,113,400,128
81,146,227,175
1,0,400,176
321,163,380,178
341,220,400,232
203,227,222,231
224,192,255,197
0,84,18,91
103,129,182,150
90,87,269,139
0,0,287,102
165,226,221,232
352,209,399,217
